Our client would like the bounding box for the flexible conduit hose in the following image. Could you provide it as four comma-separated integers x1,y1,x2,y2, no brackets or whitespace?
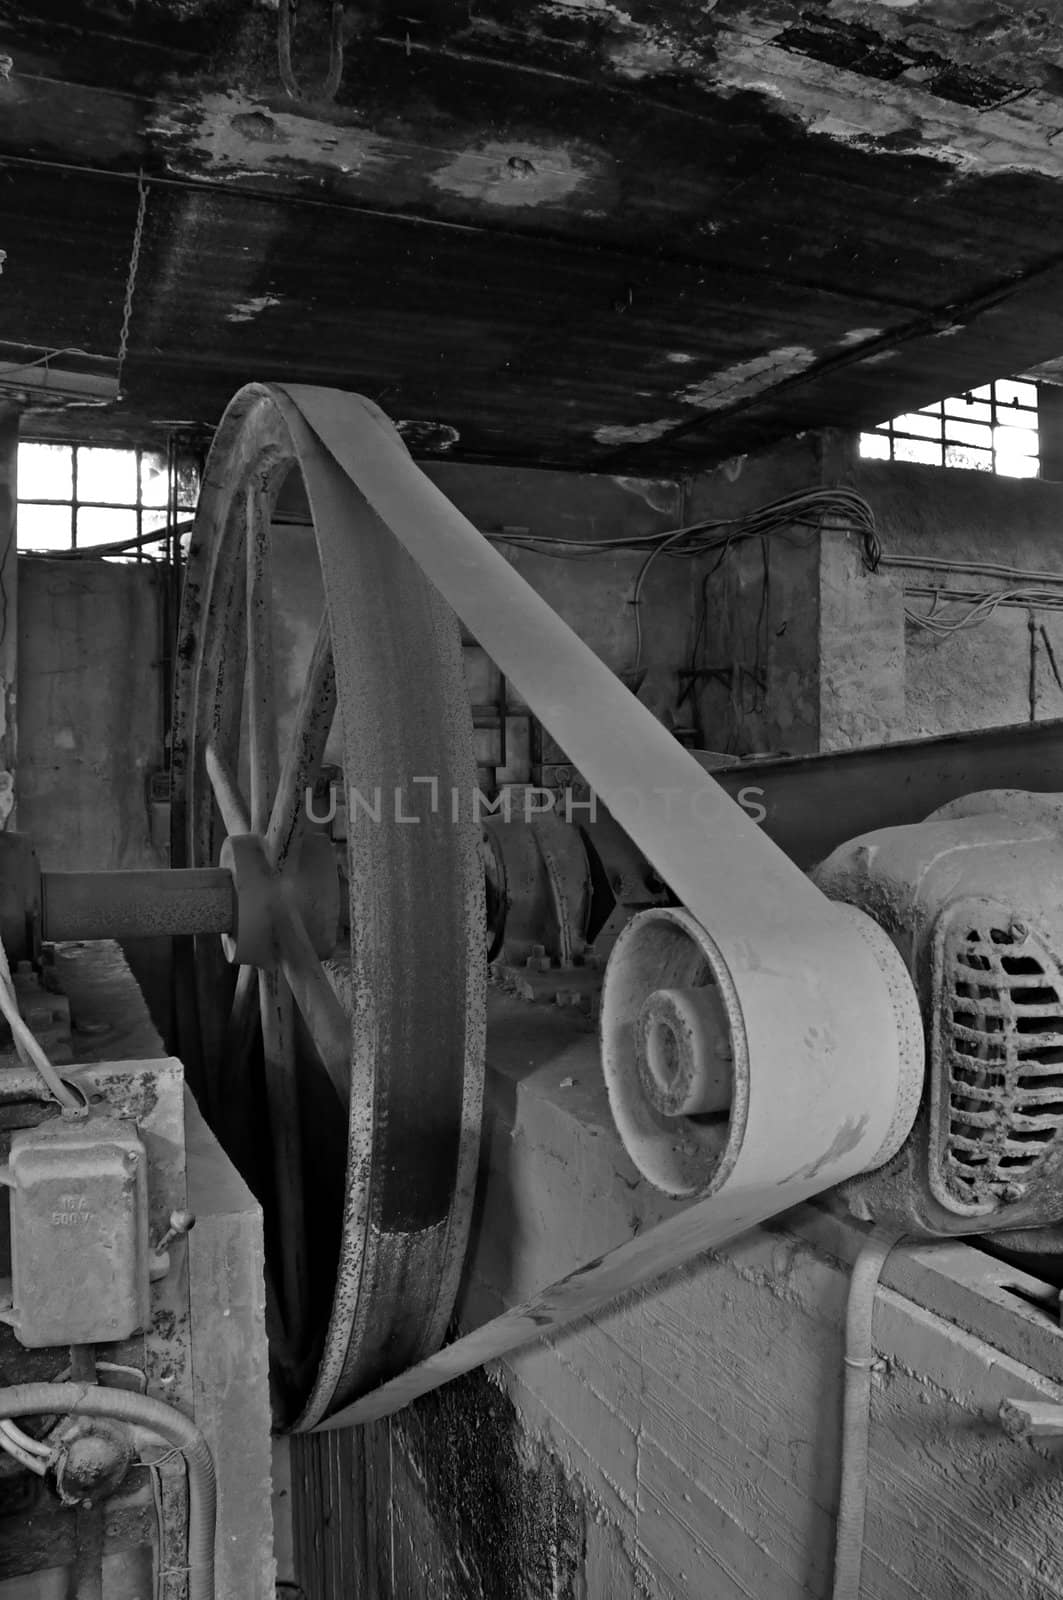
832,1223,907,1600
0,1418,50,1473
0,934,81,1111
0,1384,215,1600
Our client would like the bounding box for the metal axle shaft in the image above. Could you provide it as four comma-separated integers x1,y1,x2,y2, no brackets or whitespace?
40,869,235,944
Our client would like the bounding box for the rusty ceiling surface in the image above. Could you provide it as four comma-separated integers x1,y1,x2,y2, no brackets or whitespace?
2,1,1063,469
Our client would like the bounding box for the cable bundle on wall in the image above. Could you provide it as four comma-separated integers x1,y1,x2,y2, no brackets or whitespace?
881,553,1063,637
904,586,1063,637
488,487,882,670
488,487,881,569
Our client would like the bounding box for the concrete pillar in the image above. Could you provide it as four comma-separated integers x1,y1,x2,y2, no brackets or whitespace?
1036,383,1063,483
816,430,906,751
817,523,905,751
0,407,17,824
688,432,907,757
687,439,824,757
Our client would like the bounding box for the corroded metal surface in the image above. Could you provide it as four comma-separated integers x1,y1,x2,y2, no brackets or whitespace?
41,868,234,943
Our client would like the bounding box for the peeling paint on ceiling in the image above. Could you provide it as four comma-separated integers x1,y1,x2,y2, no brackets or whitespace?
840,327,885,347
6,1,1063,468
511,0,1063,178
594,419,681,445
707,33,1063,178
226,293,282,322
396,420,461,452
429,141,595,208
676,347,818,411
149,91,389,181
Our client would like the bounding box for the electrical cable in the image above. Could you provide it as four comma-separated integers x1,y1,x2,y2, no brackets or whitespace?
832,1223,907,1600
0,1418,51,1458
0,1384,215,1600
880,554,1063,638
904,586,1063,636
0,1419,51,1474
0,348,101,377
881,554,1063,587
0,935,81,1111
489,487,880,672
631,523,702,670
42,518,195,562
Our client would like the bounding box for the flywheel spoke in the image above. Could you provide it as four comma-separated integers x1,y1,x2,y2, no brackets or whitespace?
217,962,261,1175
275,902,350,1106
205,742,250,837
266,612,337,871
259,967,309,1339
225,962,259,1056
247,482,280,834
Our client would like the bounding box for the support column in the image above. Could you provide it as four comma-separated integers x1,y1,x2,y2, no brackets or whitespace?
0,408,17,825
818,430,906,751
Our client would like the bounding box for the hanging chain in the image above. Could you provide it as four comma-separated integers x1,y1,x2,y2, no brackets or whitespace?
116,170,149,399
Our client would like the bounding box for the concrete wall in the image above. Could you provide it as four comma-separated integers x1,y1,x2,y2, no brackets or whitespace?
426,463,687,682
17,556,166,871
685,432,1063,755
429,464,695,772
269,463,696,787
685,437,824,758
17,462,687,872
828,439,1063,743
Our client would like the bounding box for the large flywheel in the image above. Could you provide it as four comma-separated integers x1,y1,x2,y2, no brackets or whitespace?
170,384,485,1430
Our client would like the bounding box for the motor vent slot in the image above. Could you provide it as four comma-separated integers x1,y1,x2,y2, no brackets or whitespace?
935,913,1063,1211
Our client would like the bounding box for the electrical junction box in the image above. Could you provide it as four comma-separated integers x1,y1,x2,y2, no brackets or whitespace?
4,1115,151,1348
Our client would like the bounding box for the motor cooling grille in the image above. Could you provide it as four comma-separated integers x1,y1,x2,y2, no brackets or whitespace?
938,916,1063,1209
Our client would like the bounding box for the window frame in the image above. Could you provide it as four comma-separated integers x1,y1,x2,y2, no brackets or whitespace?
860,379,1040,478
15,440,194,558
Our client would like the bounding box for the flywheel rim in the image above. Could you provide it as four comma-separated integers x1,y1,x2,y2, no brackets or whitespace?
171,383,485,1429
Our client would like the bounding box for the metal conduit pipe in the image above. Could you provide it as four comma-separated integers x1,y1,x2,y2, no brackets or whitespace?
831,1224,908,1600
0,1384,215,1600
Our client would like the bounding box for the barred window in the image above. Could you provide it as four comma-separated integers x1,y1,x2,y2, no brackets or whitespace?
859,378,1039,478
16,442,198,558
